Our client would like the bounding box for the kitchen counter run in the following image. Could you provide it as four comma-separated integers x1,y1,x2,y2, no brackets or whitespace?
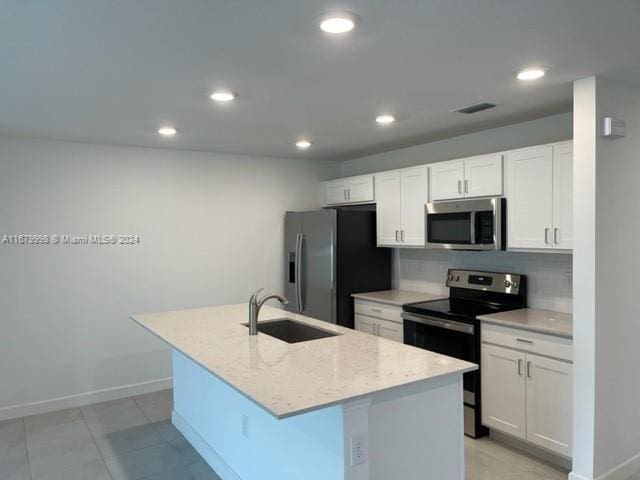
478,308,573,338
132,304,475,418
351,289,444,306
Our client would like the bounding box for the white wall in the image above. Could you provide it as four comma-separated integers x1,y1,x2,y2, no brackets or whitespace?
339,112,572,176
572,77,640,480
0,136,336,416
396,250,572,313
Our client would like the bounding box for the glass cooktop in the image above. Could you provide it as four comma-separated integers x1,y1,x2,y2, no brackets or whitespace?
403,298,519,322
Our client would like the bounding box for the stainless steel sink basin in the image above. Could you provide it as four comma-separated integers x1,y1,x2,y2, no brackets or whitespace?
243,318,340,344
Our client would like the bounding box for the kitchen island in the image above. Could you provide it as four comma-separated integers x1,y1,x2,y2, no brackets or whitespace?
132,304,476,480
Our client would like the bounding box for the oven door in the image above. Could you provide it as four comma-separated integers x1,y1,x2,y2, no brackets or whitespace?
425,198,504,250
403,312,480,436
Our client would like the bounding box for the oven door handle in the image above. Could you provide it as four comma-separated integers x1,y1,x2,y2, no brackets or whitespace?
402,312,475,335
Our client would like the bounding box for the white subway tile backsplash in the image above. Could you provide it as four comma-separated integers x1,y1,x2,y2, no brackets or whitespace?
395,249,572,313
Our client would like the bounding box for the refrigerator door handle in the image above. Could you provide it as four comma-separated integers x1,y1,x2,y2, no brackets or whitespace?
295,233,304,313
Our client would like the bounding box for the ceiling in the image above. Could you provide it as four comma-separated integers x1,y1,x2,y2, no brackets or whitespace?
1,0,639,161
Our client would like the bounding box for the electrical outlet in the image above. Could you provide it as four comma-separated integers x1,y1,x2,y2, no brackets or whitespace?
241,414,249,438
350,434,368,466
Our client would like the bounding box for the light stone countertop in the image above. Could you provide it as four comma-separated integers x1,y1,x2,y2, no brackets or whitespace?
132,304,476,419
477,308,573,339
351,289,445,306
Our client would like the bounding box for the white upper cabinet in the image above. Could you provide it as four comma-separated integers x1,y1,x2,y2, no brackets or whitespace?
430,160,465,201
464,154,504,198
430,154,502,201
324,179,350,205
552,143,573,250
375,166,428,247
323,175,374,205
400,166,429,246
375,170,402,246
506,142,573,251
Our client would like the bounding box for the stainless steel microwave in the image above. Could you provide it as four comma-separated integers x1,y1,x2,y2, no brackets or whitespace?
425,197,505,250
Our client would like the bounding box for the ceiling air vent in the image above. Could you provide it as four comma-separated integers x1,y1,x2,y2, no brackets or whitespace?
453,102,496,114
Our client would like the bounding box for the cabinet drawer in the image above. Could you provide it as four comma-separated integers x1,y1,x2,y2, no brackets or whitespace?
481,323,572,362
354,300,402,323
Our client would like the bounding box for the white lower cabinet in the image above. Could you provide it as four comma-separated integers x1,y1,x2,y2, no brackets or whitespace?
354,299,403,343
481,324,573,458
525,353,573,457
481,344,527,439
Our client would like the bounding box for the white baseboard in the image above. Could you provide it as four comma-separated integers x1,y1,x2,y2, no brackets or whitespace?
172,410,241,480
0,377,172,421
569,450,640,480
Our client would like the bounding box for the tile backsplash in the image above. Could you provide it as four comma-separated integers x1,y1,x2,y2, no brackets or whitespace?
394,249,573,313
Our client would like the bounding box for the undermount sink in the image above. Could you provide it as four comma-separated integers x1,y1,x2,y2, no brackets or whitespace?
243,318,340,344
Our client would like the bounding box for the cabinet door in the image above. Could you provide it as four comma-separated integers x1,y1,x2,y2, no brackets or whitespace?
464,153,503,198
324,179,349,205
506,146,554,249
400,166,428,246
347,175,375,203
481,344,527,439
525,353,573,457
430,160,465,201
354,314,377,336
376,318,403,343
552,142,573,250
374,171,402,246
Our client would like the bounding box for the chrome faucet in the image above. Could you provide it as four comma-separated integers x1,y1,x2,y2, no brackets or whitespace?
248,288,289,335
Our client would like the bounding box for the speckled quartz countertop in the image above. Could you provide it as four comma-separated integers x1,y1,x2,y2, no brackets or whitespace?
478,308,573,339
351,289,444,306
132,304,476,419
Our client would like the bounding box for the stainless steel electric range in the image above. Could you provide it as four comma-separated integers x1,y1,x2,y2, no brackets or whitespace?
402,269,527,438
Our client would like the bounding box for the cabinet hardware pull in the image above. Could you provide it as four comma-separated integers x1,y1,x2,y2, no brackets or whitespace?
347,189,351,200
544,228,550,244
516,338,534,344
371,308,382,313
401,230,405,242
517,358,523,376
526,361,533,378
457,180,462,194
344,189,347,200
554,227,559,245
464,179,468,193
395,230,400,242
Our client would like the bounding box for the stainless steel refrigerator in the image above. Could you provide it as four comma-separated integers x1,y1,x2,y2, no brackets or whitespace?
284,207,391,328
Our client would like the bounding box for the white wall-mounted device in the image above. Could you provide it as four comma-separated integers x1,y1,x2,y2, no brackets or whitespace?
602,117,625,139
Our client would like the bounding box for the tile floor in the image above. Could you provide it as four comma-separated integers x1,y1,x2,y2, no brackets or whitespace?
1,389,570,480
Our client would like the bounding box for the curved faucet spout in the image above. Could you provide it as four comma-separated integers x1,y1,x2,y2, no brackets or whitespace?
248,290,289,336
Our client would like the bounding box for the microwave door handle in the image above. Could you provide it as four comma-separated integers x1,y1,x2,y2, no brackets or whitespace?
469,211,476,244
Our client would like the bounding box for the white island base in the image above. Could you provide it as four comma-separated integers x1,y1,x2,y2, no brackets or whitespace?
171,350,465,480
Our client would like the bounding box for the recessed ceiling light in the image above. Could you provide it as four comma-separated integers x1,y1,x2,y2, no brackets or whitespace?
516,67,547,81
319,12,358,34
158,126,177,136
296,139,311,150
210,90,235,102
375,114,395,125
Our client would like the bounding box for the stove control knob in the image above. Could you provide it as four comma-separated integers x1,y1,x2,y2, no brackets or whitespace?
512,282,519,289
504,280,512,288
455,275,460,281
448,274,454,282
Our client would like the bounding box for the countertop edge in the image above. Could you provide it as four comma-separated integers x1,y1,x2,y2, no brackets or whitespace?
351,291,443,307
477,315,573,339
